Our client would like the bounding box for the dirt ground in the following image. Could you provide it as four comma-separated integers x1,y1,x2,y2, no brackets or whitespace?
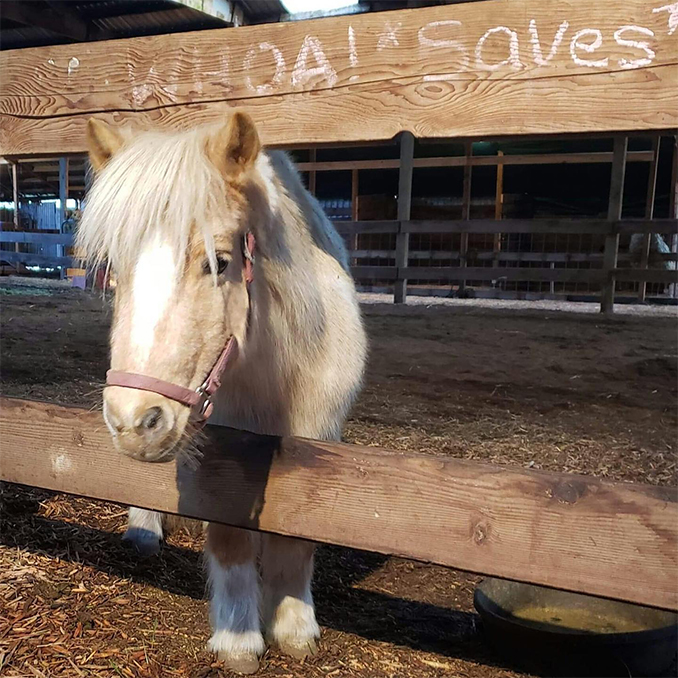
1,278,676,678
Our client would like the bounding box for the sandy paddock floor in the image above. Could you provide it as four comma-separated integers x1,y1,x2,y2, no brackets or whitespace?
1,278,676,677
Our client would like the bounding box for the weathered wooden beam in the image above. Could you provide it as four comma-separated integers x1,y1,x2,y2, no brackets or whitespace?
1,397,676,611
1,0,676,156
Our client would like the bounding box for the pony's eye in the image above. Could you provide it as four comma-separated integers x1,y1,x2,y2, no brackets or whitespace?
203,256,229,275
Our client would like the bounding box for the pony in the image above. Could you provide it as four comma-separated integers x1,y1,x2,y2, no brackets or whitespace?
77,111,367,674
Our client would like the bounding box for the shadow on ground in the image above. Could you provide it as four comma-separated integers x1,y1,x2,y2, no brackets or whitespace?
1,484,513,673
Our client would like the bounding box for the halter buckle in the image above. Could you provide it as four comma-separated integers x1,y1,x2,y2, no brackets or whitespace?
194,384,213,419
243,235,255,263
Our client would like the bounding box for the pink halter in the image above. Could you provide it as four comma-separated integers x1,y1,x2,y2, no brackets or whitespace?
105,232,256,427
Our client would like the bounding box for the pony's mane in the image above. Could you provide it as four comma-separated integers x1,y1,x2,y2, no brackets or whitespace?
77,125,227,275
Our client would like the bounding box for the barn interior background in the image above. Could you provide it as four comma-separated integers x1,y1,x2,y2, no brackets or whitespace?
1,0,676,308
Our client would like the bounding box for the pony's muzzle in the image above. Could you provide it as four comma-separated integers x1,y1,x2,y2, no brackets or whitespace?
103,387,180,461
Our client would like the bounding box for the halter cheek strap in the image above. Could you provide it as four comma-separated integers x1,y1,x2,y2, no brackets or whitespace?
105,232,256,428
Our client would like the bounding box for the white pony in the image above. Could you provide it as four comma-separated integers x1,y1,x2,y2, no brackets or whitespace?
77,111,367,673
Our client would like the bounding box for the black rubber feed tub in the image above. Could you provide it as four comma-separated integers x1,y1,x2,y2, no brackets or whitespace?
474,578,678,677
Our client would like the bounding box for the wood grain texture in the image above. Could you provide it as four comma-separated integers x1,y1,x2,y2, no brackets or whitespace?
1,0,676,155
1,397,676,610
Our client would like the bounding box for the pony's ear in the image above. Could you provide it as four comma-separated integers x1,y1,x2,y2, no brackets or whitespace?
207,110,261,178
87,118,124,172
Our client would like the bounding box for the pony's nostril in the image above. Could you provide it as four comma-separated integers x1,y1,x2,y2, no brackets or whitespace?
138,406,163,432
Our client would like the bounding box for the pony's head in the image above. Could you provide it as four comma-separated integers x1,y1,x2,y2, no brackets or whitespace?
78,112,265,461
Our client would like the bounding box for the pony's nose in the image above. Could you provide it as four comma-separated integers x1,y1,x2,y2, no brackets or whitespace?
136,406,164,433
103,389,177,459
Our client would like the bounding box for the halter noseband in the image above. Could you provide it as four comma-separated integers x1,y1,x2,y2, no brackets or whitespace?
105,232,256,428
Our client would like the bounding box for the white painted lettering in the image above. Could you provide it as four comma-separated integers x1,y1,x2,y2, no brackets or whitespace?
376,21,402,51
653,3,678,35
570,28,608,68
529,19,569,66
348,26,358,67
161,82,179,102
475,26,522,71
614,25,656,69
202,51,231,90
291,35,337,88
418,20,469,77
191,45,204,95
244,42,286,94
67,56,80,76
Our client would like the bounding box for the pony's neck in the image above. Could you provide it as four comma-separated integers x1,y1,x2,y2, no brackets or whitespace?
247,152,324,352
210,153,325,434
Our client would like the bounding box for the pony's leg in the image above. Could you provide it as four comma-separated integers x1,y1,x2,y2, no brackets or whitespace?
123,507,163,556
206,523,264,675
262,534,320,659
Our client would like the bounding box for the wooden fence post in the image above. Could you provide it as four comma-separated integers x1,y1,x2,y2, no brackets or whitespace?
670,135,678,299
308,148,317,196
638,136,660,302
601,136,627,313
58,157,68,276
11,162,19,232
458,140,472,294
11,162,20,264
394,131,414,304
351,168,359,264
493,149,504,267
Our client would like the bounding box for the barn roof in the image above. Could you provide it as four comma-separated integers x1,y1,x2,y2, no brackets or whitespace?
0,0,465,51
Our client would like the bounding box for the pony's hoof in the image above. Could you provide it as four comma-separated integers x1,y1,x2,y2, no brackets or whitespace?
278,637,318,660
122,528,161,556
218,652,260,675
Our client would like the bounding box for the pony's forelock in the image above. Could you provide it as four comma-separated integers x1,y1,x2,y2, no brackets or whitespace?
77,126,227,276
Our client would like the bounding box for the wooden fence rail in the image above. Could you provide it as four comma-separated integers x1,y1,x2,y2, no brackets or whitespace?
0,251,72,267
295,150,657,172
333,218,678,237
1,397,676,611
2,219,677,290
0,232,74,245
